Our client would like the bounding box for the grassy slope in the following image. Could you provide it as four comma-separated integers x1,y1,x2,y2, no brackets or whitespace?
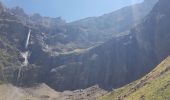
99,56,170,100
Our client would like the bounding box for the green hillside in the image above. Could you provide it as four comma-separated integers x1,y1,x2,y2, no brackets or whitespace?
100,56,170,100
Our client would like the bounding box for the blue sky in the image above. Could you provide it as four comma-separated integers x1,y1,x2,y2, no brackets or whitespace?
1,0,143,22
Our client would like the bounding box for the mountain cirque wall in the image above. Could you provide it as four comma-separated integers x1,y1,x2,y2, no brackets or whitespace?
0,0,166,93
47,0,170,91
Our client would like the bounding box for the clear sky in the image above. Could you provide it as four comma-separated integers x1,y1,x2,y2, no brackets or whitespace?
1,0,143,22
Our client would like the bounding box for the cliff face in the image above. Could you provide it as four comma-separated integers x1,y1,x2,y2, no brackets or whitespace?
135,0,170,61
0,0,164,92
70,0,158,42
47,0,170,91
8,0,158,54
48,33,157,91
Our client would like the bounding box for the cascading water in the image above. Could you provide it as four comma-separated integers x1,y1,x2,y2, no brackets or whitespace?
17,29,31,81
20,51,29,66
25,29,31,49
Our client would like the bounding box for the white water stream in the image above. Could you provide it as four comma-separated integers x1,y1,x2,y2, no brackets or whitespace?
17,29,31,81
25,29,31,49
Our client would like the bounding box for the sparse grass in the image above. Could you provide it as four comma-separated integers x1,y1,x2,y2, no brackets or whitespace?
125,71,170,100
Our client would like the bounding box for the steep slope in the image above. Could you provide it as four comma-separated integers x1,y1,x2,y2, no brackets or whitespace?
7,0,158,54
0,1,94,88
70,0,158,42
0,0,168,95
134,0,170,61
0,3,26,83
48,33,157,91
0,0,158,90
100,56,170,100
9,6,94,54
48,0,170,91
0,2,50,86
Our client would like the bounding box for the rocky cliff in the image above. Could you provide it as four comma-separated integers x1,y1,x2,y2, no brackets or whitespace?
47,0,170,91
0,0,162,93
70,0,158,42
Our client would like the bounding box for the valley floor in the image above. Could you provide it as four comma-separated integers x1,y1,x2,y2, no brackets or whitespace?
0,83,107,100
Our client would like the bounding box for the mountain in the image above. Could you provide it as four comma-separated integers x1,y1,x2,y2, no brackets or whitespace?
8,0,158,54
70,0,158,42
99,55,170,100
0,0,159,88
0,3,29,83
1,0,169,99
47,0,170,91
9,6,91,54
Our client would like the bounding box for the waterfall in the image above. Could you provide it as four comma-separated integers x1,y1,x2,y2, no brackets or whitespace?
20,51,29,66
17,29,31,82
17,51,30,82
17,51,29,81
22,29,31,65
25,29,31,49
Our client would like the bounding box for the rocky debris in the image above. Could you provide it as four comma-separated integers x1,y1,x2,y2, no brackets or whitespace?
56,85,108,100
0,83,60,100
0,84,107,100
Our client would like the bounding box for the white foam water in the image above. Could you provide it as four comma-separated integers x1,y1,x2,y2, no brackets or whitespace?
25,29,31,49
17,29,31,81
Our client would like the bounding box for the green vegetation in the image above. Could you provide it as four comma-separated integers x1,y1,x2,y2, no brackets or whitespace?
99,56,170,100
0,34,20,82
0,36,19,67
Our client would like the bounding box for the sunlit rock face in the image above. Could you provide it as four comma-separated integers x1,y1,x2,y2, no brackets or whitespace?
48,34,158,91
0,0,163,92
134,0,170,61
70,0,158,42
47,0,170,91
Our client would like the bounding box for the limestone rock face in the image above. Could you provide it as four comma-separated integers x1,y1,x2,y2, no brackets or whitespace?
133,0,170,61
47,0,170,91
48,33,158,91
70,0,158,42
0,0,166,93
